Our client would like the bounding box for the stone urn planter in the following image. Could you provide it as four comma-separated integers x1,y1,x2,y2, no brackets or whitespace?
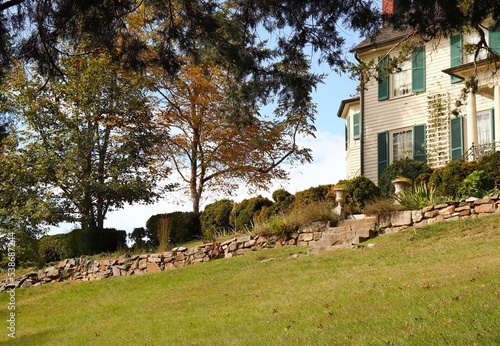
333,187,349,215
391,177,412,197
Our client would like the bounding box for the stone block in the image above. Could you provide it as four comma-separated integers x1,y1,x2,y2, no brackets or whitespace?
475,203,494,214
237,235,252,244
138,259,148,270
298,233,314,242
439,205,455,216
458,209,471,216
391,211,413,227
427,215,444,225
146,262,161,273
412,210,423,223
413,219,427,228
424,210,440,218
422,205,434,213
244,239,257,248
434,203,449,209
455,205,471,212
46,269,59,280
111,266,121,277
474,197,492,205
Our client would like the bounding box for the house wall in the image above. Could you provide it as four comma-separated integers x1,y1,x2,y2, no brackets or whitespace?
359,37,495,184
345,104,362,178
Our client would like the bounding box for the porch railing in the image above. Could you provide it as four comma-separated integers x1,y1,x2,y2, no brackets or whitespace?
460,141,500,162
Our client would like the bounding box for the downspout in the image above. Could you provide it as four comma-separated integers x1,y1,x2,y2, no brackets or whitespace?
354,51,365,176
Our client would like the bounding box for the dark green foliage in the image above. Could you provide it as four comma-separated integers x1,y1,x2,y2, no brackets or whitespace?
476,152,500,190
259,189,295,221
66,228,127,257
200,199,234,235
167,212,202,245
378,158,432,197
38,234,75,263
414,172,432,187
272,189,292,203
145,214,163,247
293,185,333,206
344,176,381,213
429,160,477,197
129,227,153,251
37,228,127,263
458,170,487,198
230,196,273,231
1,230,43,268
146,212,202,247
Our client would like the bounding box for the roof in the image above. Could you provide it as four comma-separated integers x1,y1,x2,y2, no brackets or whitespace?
337,97,360,118
353,26,410,53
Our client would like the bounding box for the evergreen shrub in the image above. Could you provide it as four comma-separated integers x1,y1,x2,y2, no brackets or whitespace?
378,158,432,197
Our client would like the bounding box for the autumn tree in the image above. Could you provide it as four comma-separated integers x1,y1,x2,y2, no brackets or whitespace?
0,50,165,235
153,58,315,215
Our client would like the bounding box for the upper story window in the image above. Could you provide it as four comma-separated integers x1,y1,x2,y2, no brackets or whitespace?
450,29,500,83
392,60,412,97
378,46,426,101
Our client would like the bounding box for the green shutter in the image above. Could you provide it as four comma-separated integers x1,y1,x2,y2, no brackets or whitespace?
489,30,500,54
413,124,426,162
412,46,426,92
450,117,463,160
378,56,389,101
377,131,389,179
353,113,360,139
450,34,463,84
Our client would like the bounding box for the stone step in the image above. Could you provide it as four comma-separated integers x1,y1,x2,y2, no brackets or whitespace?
308,244,351,255
336,217,377,228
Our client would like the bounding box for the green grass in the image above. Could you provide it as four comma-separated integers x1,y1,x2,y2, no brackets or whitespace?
1,214,500,345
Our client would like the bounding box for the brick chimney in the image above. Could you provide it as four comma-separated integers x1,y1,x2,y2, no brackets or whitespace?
382,0,400,27
382,0,397,15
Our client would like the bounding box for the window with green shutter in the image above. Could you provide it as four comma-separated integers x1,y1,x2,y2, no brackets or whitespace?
378,56,389,101
489,30,500,54
345,116,350,150
412,46,425,92
413,124,426,162
353,113,360,140
450,117,463,160
450,34,463,84
377,131,389,179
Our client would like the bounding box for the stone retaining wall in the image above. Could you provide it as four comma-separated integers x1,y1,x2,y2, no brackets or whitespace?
0,223,327,290
2,195,499,291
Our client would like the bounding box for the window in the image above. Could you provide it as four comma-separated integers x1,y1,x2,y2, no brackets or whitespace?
392,129,412,161
377,124,426,178
450,29,500,83
378,46,425,101
477,112,492,145
392,60,411,97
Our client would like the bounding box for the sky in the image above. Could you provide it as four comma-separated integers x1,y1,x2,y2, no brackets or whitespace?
51,29,363,235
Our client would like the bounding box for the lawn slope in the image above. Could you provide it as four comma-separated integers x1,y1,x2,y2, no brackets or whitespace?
1,214,499,345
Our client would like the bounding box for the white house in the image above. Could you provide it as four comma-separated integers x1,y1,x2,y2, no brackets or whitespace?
338,0,500,184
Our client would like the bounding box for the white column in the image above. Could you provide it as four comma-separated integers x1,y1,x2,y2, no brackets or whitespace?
466,91,478,152
495,85,500,150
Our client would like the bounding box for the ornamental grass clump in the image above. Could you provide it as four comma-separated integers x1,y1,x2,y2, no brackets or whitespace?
395,183,444,210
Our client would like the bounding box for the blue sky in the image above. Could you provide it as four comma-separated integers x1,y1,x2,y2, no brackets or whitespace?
52,29,364,235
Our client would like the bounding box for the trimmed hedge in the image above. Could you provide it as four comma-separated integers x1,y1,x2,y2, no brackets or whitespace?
230,196,273,231
200,199,234,235
38,228,127,263
146,212,202,248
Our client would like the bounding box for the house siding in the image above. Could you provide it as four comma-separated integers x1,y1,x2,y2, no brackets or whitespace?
345,105,361,178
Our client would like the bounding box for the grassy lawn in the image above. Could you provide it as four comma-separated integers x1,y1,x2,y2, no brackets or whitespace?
1,214,499,345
